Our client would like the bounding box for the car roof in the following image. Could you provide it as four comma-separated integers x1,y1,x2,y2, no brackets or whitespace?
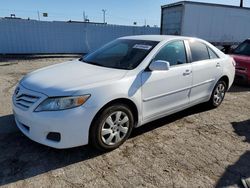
120,35,196,42
120,35,226,58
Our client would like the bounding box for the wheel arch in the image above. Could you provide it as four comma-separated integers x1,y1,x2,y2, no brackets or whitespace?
89,98,139,140
218,75,229,90
208,75,230,101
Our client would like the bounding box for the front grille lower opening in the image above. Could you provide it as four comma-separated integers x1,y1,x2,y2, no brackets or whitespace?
46,132,61,142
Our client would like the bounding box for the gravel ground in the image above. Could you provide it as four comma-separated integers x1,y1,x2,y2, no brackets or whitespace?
0,56,249,188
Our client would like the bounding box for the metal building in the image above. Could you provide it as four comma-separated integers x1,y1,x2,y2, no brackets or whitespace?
0,18,159,54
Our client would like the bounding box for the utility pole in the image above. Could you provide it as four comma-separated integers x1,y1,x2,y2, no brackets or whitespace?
240,0,244,7
83,11,86,21
102,9,107,24
37,11,40,21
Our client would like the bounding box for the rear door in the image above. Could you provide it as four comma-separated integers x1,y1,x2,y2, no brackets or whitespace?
188,40,223,103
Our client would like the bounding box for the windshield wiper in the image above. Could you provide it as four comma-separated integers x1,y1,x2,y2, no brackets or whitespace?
81,59,129,70
81,59,105,67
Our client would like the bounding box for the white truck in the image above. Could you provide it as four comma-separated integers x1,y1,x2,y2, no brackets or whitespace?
161,1,250,51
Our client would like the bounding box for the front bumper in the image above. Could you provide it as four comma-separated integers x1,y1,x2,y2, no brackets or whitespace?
12,85,96,149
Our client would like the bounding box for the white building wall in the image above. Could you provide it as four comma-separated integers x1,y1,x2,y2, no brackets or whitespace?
181,3,250,44
0,19,160,54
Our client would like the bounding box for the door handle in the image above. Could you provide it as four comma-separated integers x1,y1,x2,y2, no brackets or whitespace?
216,63,221,68
183,70,192,76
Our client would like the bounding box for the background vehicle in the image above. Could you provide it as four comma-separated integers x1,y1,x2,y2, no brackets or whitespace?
161,1,250,51
230,39,250,85
12,35,235,151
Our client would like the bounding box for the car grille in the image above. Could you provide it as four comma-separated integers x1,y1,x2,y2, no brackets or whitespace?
15,93,40,110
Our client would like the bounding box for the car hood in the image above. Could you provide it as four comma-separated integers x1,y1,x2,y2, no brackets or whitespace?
21,60,128,96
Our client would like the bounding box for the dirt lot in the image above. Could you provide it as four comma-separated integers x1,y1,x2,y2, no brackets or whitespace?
0,56,249,188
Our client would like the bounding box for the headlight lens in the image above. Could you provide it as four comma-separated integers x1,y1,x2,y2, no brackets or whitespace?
35,95,90,112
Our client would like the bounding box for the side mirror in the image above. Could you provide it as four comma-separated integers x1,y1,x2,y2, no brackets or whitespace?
149,60,170,71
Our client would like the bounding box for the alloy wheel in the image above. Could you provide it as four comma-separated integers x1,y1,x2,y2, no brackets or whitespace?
101,111,129,146
213,83,225,106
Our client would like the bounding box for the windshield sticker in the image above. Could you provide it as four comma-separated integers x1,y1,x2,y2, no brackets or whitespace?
133,44,152,50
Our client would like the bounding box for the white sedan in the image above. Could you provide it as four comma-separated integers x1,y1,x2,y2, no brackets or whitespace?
12,35,235,151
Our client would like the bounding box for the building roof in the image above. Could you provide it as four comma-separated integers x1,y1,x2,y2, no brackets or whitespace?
120,35,194,42
161,1,250,10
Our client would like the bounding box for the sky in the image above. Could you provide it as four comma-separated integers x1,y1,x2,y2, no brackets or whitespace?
0,0,249,26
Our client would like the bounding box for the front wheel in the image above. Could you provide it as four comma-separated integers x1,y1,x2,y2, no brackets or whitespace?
207,80,227,108
90,104,134,151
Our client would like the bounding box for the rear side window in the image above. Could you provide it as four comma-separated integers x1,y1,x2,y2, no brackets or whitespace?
208,47,219,59
189,41,210,62
154,40,187,66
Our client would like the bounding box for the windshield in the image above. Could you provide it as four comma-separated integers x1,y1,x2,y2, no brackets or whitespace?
81,39,159,70
233,40,250,56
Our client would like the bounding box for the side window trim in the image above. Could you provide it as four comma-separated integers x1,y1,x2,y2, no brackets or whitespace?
150,39,189,68
184,40,192,63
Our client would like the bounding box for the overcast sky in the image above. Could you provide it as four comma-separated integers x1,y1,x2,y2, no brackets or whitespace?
0,0,249,26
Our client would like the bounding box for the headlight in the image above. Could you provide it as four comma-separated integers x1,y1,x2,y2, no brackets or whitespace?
35,95,90,112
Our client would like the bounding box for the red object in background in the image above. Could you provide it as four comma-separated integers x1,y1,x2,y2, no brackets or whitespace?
230,39,250,85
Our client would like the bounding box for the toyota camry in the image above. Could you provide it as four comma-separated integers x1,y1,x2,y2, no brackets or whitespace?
12,35,235,151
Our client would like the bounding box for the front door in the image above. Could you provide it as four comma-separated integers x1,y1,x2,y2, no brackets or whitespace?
141,40,192,121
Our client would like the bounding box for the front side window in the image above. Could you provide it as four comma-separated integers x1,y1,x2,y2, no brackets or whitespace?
154,40,187,66
233,40,250,56
189,41,210,62
82,39,159,70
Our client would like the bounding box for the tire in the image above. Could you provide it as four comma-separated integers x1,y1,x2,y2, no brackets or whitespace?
207,80,227,108
89,104,134,151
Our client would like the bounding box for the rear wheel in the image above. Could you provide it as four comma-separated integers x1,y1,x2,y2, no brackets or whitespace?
207,80,227,108
90,104,134,151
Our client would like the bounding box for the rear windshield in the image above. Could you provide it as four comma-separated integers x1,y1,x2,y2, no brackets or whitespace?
233,40,250,56
81,39,159,70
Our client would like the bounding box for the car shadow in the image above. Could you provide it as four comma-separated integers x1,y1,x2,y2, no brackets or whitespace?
131,103,211,138
229,84,250,93
0,114,18,134
0,134,104,186
215,119,250,188
0,114,103,186
0,103,212,186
